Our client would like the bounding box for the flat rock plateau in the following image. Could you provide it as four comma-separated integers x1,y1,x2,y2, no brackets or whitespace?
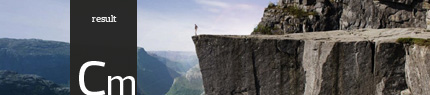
193,28,430,95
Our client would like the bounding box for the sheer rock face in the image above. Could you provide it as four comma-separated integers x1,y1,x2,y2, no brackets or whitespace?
193,28,430,95
0,70,69,95
405,45,430,95
252,0,429,35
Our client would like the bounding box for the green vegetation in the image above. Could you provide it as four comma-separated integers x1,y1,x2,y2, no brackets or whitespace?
166,77,204,95
0,38,70,85
0,38,70,56
284,6,317,18
137,47,180,95
266,5,317,18
397,37,430,46
253,25,273,35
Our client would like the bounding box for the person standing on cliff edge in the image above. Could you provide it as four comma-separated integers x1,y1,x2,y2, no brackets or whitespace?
195,24,198,36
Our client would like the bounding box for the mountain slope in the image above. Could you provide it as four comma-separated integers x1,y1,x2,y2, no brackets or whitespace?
137,47,180,95
0,70,69,95
147,51,204,95
148,51,198,74
166,64,204,95
149,54,190,75
0,38,70,84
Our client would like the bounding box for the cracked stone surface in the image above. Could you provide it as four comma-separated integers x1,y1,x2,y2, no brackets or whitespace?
193,28,430,95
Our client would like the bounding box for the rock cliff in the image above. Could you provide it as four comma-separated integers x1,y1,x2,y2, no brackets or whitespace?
252,0,430,34
193,28,430,95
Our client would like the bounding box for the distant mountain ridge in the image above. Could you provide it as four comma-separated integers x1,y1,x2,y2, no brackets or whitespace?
148,51,199,75
0,38,70,84
137,47,179,95
147,51,204,95
166,64,204,95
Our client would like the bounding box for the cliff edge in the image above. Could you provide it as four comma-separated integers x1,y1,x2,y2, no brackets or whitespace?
193,28,430,95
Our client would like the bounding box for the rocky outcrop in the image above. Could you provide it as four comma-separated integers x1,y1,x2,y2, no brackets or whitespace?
252,0,430,34
193,28,430,95
0,70,69,95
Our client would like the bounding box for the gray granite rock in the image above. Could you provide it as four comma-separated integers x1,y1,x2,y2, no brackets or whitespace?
253,0,428,35
194,28,430,95
405,45,430,95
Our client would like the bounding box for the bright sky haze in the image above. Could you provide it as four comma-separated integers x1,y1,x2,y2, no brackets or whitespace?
0,0,70,42
0,0,277,51
138,0,277,51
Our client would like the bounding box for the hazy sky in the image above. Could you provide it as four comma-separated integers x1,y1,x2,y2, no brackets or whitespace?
0,0,70,42
138,0,277,51
0,0,277,51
